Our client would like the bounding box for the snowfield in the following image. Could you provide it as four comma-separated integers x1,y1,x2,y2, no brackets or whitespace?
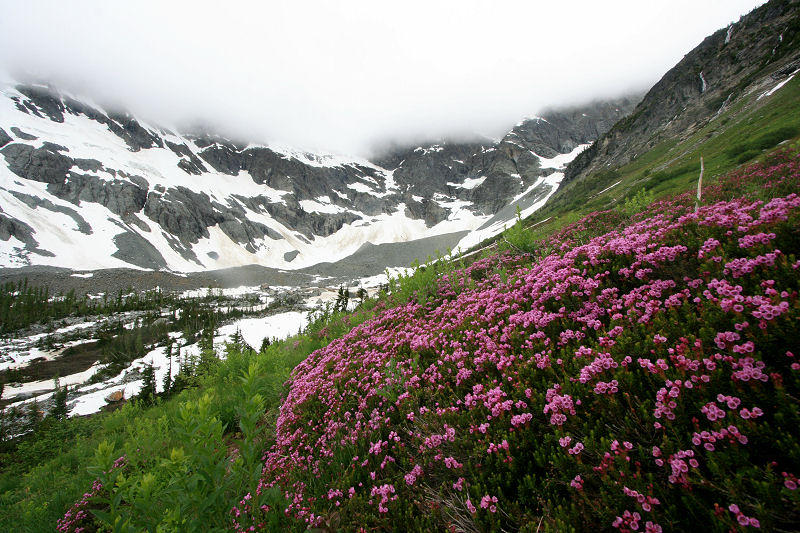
0,81,589,273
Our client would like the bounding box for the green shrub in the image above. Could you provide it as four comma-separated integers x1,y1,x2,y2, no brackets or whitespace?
726,126,800,160
617,187,655,217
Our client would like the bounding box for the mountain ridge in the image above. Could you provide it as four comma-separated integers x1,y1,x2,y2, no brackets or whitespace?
0,85,636,272
565,0,800,184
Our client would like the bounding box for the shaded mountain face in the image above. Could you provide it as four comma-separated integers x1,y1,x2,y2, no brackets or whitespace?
371,97,638,215
566,0,800,182
0,80,636,272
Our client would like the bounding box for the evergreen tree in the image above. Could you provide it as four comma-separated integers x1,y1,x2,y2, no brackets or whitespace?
162,342,173,395
196,324,218,376
334,285,351,313
50,377,68,420
171,348,192,394
231,328,244,350
357,287,367,306
259,336,271,353
139,362,157,404
26,398,42,432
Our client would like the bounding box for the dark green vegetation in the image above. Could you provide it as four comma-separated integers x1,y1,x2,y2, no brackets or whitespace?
0,282,170,334
0,288,387,531
0,293,274,439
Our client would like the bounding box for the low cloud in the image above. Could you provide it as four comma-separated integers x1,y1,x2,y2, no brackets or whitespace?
0,0,765,156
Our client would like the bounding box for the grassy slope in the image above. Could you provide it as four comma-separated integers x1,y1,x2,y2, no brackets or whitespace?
0,304,381,532
233,152,800,532
492,73,800,248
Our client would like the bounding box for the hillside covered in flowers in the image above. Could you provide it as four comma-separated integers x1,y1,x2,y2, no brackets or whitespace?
53,151,800,532
232,152,800,531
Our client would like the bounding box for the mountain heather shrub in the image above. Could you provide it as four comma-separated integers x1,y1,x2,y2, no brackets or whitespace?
235,151,800,531
58,151,800,531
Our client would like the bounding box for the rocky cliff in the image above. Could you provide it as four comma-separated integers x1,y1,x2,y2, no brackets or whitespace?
565,0,800,182
0,82,635,271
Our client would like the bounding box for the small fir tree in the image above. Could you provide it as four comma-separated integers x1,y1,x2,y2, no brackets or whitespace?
50,377,68,420
139,362,157,405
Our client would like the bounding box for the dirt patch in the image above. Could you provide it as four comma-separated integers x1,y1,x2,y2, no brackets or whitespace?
4,341,101,383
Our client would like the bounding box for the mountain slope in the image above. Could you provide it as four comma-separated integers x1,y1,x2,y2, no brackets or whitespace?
39,147,800,533
0,85,635,272
565,0,800,184
474,0,800,260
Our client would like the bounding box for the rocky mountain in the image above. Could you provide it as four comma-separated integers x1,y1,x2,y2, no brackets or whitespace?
0,81,636,272
565,0,800,182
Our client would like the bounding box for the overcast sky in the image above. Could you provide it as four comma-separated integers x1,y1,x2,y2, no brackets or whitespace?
0,0,766,156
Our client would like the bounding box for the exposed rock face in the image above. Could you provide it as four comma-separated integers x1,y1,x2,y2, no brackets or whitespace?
0,210,54,257
48,175,148,218
371,98,638,217
10,127,37,140
2,143,73,184
112,230,168,270
565,0,800,183
0,80,634,271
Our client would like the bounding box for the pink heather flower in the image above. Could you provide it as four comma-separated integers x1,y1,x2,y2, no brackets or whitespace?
652,446,661,457
480,494,498,512
443,457,463,469
466,499,477,514
645,521,663,533
511,412,533,427
404,464,423,486
568,442,585,455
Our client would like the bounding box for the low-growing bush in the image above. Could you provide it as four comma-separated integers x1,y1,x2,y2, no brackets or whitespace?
726,126,799,160
235,151,800,531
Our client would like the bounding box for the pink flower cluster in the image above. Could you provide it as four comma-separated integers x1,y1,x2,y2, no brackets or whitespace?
230,153,800,530
57,456,127,533
728,503,760,528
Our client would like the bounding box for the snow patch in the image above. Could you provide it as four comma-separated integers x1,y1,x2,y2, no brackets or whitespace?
534,144,591,170
597,180,622,195
347,182,378,195
757,68,800,100
447,176,486,190
299,197,344,214
218,311,309,350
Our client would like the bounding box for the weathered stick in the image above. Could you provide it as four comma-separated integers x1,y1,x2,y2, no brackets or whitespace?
695,156,704,213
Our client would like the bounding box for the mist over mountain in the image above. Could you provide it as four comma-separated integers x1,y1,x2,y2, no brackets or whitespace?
0,82,637,273
0,1,765,156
